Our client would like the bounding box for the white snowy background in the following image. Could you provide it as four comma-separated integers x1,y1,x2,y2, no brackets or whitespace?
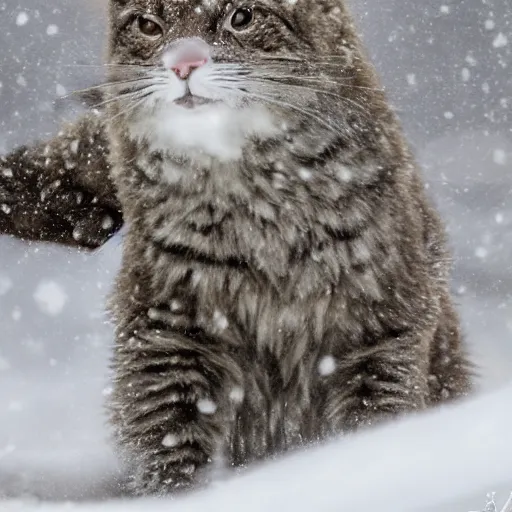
0,0,511,510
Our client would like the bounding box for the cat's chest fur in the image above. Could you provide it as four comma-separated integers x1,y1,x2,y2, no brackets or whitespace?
129,152,391,372
111,132,439,466
128,179,394,456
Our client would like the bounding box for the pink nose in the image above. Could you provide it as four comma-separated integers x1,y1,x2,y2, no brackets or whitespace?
163,38,211,80
171,59,207,80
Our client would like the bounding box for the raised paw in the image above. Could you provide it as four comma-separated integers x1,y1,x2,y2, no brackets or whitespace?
0,114,123,249
50,188,123,248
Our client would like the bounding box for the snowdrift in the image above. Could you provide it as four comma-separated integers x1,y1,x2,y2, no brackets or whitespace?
2,382,512,512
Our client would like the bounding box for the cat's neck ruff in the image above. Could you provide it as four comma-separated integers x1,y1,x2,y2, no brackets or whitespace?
127,102,280,165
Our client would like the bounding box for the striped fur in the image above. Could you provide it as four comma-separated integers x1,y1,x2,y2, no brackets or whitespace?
103,0,473,495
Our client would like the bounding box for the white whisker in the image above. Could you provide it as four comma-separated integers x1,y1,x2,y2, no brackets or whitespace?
249,73,381,92
108,85,166,122
63,77,154,100
211,83,341,135
92,85,161,110
245,78,372,120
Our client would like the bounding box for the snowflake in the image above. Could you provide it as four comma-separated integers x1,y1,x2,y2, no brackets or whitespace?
197,398,217,415
16,12,29,26
162,433,179,447
318,356,336,376
33,281,68,316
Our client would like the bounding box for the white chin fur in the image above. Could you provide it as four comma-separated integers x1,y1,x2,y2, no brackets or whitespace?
126,64,280,163
128,102,278,163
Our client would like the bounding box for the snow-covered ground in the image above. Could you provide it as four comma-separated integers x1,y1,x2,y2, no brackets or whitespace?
1,0,511,511
2,382,512,511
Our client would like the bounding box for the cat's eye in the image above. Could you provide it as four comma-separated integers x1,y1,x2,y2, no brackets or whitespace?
134,15,164,39
230,7,254,30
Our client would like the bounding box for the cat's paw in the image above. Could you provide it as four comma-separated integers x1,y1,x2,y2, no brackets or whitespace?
50,188,123,248
1,145,123,249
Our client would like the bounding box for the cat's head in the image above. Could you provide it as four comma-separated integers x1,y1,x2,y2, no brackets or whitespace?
106,0,384,163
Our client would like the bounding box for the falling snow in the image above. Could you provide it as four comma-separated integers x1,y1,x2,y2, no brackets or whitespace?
170,298,183,312
461,68,471,82
69,139,79,154
11,307,22,321
0,2,511,511
318,356,336,376
197,398,217,415
102,386,113,397
55,83,67,96
162,433,179,447
15,11,29,26
465,53,478,66
484,19,496,30
101,215,115,230
213,310,229,331
492,33,508,48
475,247,488,260
336,165,353,182
298,167,312,181
46,24,59,36
492,149,507,166
33,281,68,316
16,75,27,87
229,387,245,404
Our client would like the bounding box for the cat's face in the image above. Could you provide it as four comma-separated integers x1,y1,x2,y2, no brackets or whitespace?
107,0,367,162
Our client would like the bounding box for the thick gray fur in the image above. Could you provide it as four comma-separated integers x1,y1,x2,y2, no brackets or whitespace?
104,0,472,496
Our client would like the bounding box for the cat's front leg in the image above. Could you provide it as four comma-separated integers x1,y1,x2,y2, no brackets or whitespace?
0,114,122,249
110,317,242,496
320,331,431,434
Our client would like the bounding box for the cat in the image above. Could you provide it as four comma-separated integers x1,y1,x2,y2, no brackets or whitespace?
1,0,473,497
104,0,473,495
